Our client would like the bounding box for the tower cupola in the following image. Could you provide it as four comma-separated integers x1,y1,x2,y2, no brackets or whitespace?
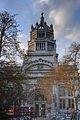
28,13,56,52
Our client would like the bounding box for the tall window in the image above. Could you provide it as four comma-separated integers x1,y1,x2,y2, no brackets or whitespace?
68,90,73,96
59,99,65,109
59,99,62,109
68,99,74,109
63,99,65,109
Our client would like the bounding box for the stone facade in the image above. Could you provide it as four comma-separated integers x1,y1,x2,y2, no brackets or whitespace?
23,12,58,86
22,13,76,115
23,13,58,116
52,86,74,113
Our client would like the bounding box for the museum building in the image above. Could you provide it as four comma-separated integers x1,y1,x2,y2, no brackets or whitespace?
22,13,74,116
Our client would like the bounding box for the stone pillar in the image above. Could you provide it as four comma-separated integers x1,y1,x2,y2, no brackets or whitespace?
39,104,41,116
45,103,47,116
65,90,67,110
45,42,47,51
39,43,40,50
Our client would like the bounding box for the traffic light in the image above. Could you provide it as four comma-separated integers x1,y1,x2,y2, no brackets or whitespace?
29,107,31,111
69,108,71,110
10,109,14,112
41,107,43,110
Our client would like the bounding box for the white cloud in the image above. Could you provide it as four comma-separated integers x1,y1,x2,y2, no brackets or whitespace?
33,0,49,5
17,33,28,50
49,9,67,26
32,0,50,11
66,25,80,43
56,39,69,61
56,24,80,61
19,43,25,51
49,8,70,38
33,0,80,38
31,0,80,60
39,0,49,4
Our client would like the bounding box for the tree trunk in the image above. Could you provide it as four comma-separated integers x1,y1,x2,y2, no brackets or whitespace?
0,36,2,57
0,27,5,58
72,90,77,110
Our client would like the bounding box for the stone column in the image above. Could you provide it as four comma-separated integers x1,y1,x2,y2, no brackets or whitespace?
45,42,47,51
39,104,41,116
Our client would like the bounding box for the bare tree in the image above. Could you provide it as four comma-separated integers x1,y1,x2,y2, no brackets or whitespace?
63,42,80,65
39,42,80,110
0,11,21,63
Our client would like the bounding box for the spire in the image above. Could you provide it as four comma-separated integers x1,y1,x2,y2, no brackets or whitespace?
31,24,33,30
41,12,44,18
40,12,44,25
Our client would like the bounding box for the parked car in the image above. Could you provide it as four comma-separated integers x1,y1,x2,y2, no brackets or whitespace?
51,115,56,120
60,115,65,120
56,114,61,120
65,116,71,120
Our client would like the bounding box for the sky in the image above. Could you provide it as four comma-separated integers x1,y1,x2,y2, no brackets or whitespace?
0,0,80,61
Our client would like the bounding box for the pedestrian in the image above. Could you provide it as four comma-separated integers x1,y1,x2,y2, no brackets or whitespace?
46,111,51,120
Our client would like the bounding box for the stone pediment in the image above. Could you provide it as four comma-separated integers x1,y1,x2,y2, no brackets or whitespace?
24,58,53,70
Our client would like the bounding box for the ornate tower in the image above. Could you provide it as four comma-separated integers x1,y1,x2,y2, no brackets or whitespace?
23,13,58,83
22,13,58,116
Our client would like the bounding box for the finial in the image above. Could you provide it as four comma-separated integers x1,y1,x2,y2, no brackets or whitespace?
44,21,47,25
50,24,53,28
36,22,38,28
31,24,33,30
36,22,38,26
